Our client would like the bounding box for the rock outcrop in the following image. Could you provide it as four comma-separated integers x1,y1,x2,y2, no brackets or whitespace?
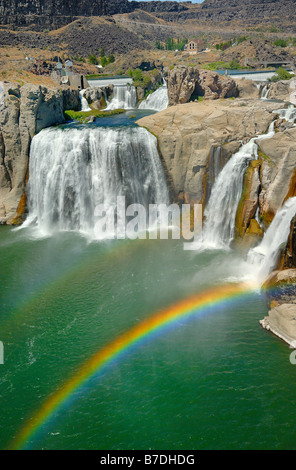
0,0,133,27
260,303,296,347
164,66,238,106
0,0,187,28
235,79,260,99
0,82,80,224
268,78,296,105
258,127,296,227
137,99,279,205
83,86,114,109
260,268,296,345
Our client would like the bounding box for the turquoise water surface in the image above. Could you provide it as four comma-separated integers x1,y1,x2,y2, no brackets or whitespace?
0,226,296,450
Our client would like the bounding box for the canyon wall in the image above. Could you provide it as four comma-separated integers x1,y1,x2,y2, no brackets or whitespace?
0,81,80,224
0,0,187,27
137,99,279,205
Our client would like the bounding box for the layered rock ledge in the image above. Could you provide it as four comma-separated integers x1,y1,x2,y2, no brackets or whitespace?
164,66,238,106
260,303,296,347
260,269,296,346
137,99,281,205
0,81,80,224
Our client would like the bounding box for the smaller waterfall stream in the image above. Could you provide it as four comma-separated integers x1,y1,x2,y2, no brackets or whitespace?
247,197,296,282
277,104,296,122
79,89,91,112
105,85,137,110
261,84,270,100
202,121,275,249
139,86,169,112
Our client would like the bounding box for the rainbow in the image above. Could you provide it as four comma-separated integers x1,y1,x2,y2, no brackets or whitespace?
10,282,256,450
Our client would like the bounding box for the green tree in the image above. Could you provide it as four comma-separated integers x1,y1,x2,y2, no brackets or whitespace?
274,39,287,47
88,54,99,65
101,56,108,67
269,67,293,82
132,68,143,82
155,40,163,50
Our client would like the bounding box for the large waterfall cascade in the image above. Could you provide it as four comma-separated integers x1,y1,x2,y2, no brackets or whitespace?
24,126,169,237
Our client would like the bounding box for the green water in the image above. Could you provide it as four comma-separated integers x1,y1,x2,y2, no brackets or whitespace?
1,226,296,450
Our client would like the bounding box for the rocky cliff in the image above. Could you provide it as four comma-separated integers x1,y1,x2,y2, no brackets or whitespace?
0,0,187,28
0,82,80,224
137,99,279,205
0,0,295,29
0,0,133,27
164,66,238,106
171,0,296,30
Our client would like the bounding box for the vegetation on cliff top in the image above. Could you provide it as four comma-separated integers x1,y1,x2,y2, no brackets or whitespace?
64,109,125,123
268,67,294,82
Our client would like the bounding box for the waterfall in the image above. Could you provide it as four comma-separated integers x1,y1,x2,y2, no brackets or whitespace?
247,197,296,282
24,126,169,237
201,122,275,249
276,104,296,123
105,85,137,110
79,89,91,112
139,86,169,112
261,84,269,100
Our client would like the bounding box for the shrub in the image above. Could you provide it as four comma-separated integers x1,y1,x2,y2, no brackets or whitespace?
274,39,287,47
132,68,143,82
269,67,294,82
88,54,99,65
101,56,108,67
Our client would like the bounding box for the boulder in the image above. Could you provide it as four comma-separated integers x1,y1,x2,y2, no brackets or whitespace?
197,69,238,100
164,66,199,106
235,79,260,99
262,269,296,306
268,78,296,103
163,66,238,106
260,303,296,347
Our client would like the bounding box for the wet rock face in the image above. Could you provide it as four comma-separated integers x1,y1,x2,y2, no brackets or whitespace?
0,82,80,224
258,127,296,226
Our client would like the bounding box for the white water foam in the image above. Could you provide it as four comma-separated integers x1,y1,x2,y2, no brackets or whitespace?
139,86,168,112
22,126,169,238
